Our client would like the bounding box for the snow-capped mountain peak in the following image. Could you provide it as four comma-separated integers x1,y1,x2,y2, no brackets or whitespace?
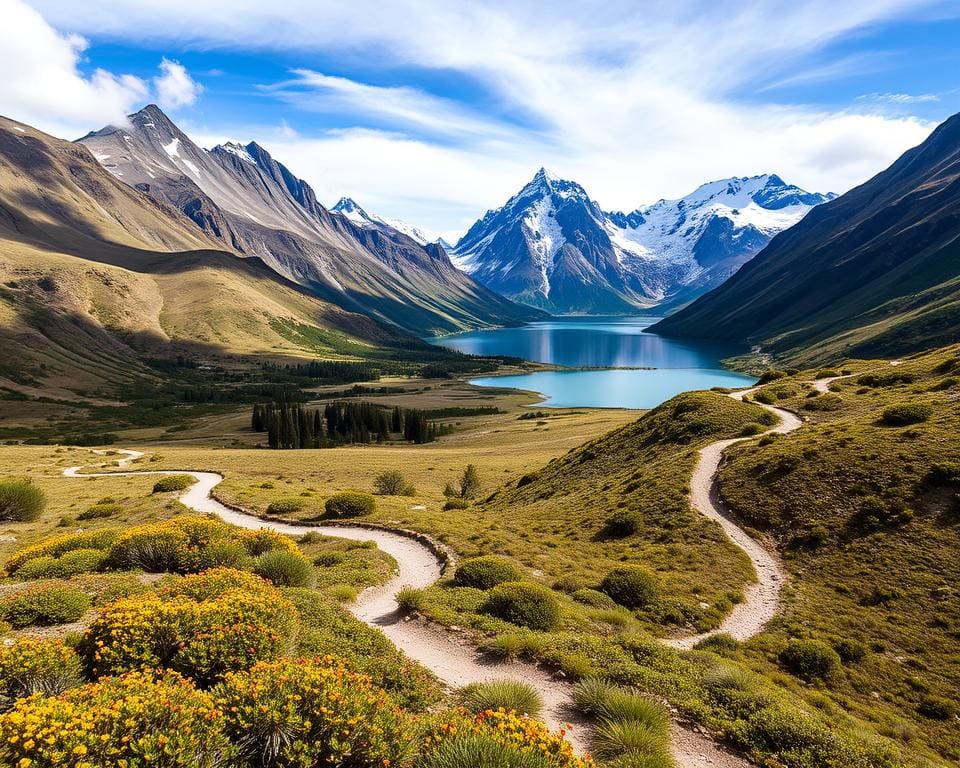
452,168,834,313
331,197,439,246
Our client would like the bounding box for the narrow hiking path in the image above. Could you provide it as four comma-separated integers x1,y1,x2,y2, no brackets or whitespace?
61,383,815,766
665,388,801,650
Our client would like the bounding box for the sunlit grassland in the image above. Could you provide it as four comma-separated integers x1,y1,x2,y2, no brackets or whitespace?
717,346,960,765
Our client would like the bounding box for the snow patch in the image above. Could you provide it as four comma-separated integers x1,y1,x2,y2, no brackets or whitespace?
162,138,180,159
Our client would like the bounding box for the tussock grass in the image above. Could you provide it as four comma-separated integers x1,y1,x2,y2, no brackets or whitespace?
459,679,544,718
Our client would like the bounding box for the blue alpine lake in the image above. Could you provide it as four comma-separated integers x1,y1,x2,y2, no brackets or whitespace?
430,316,756,409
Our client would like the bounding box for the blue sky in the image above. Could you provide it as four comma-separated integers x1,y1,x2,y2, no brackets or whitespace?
2,0,959,239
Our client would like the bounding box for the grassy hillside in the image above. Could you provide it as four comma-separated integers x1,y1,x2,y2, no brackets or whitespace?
651,111,960,364
717,350,960,764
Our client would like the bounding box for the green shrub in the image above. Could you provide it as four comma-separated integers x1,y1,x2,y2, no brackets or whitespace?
703,664,761,695
5,529,116,575
815,369,839,379
572,588,618,609
0,670,232,767
454,556,524,589
592,718,672,762
77,502,124,520
758,370,788,384
605,509,642,537
324,491,376,518
14,548,105,580
152,475,194,493
778,638,841,681
483,582,560,631
0,638,83,704
881,403,933,426
417,732,554,768
595,691,670,730
213,657,414,768
739,422,767,436
600,566,659,609
373,469,410,495
802,393,843,411
460,679,544,717
831,637,867,664
572,677,620,715
2,583,91,627
265,497,305,516
443,498,470,511
396,586,427,614
252,549,315,587
314,551,346,567
0,478,46,521
693,633,741,653
929,461,960,483
917,695,957,720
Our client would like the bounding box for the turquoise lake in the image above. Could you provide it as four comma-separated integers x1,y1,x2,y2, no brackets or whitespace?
430,316,755,409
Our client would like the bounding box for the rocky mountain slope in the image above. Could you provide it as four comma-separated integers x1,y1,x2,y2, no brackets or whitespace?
0,115,426,399
452,169,831,313
78,105,540,335
650,111,960,363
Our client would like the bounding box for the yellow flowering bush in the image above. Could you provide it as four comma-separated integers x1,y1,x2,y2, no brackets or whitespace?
5,530,116,576
81,569,298,685
422,708,590,768
0,638,83,707
213,655,416,767
1,582,91,628
0,670,233,767
106,517,299,574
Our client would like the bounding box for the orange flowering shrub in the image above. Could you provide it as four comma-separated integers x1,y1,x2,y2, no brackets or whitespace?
0,670,233,767
5,530,116,575
422,708,591,768
213,655,415,767
81,569,298,685
0,638,82,705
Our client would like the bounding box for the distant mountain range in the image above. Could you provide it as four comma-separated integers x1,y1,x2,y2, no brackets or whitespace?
651,110,960,363
451,168,834,314
77,105,540,335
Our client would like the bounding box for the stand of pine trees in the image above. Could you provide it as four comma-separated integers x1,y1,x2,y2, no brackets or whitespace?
251,401,451,448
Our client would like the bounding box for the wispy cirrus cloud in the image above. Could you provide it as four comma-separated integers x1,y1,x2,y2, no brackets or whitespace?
857,91,942,104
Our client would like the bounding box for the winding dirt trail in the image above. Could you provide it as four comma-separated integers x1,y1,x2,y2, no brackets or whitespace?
63,382,810,768
666,388,802,650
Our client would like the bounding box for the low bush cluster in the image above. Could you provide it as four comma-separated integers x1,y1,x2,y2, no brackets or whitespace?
460,679,544,717
0,478,47,521
252,549,315,587
454,556,524,589
13,548,105,580
215,656,415,767
778,638,841,681
324,491,376,518
80,568,298,685
422,708,589,768
105,516,298,574
76,502,124,520
373,469,415,496
152,474,195,493
0,638,83,705
600,566,660,610
880,403,933,426
0,670,232,768
265,497,305,515
5,530,116,576
483,582,560,631
1,582,90,628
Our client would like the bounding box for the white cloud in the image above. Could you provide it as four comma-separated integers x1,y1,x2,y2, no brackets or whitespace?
154,57,203,110
17,0,953,233
0,0,147,137
0,0,206,138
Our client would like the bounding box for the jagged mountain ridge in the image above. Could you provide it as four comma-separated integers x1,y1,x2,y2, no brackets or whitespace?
452,168,832,313
78,105,541,335
331,197,439,246
650,110,960,363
